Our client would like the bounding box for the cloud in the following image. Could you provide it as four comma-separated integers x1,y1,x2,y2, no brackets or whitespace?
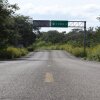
9,0,100,30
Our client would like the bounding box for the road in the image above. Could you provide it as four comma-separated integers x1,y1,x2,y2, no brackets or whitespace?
0,50,100,100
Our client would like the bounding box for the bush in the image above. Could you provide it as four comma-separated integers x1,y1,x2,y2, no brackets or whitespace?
27,46,35,51
0,49,7,59
6,47,21,58
58,44,85,57
36,41,48,47
0,47,28,59
71,47,85,57
27,43,37,51
87,45,100,61
20,48,28,56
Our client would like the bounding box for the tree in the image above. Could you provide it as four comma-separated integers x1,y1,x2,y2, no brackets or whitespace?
41,30,65,44
11,15,36,47
0,0,19,47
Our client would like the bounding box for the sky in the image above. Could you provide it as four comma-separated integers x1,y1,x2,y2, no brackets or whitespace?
9,0,100,32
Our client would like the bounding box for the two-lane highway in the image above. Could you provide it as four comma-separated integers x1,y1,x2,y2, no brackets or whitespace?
0,50,100,100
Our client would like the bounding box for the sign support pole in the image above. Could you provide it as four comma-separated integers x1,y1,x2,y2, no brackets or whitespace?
68,21,87,56
84,21,86,55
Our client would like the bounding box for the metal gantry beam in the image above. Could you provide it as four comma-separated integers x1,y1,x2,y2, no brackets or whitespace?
68,21,85,28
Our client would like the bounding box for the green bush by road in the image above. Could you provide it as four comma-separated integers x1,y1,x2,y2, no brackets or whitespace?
0,47,28,59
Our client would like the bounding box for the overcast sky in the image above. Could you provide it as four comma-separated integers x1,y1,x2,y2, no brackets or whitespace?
9,0,100,32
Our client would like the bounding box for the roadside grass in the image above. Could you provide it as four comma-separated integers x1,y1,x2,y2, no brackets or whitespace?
0,47,28,59
87,45,100,61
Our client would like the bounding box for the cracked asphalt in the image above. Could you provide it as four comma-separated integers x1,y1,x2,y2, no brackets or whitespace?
0,50,100,100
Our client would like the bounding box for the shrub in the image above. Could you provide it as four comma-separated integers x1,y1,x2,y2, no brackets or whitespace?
2,47,28,59
27,46,35,51
20,48,28,56
0,49,7,59
36,41,48,47
71,47,85,57
6,47,21,59
87,45,100,61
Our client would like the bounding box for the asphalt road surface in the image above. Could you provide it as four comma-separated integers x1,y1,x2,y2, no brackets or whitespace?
0,50,100,100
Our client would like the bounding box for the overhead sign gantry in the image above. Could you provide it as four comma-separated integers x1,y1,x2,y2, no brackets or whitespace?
33,20,86,54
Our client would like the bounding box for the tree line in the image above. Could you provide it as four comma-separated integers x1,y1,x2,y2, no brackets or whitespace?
37,26,100,47
1,0,100,48
0,0,37,48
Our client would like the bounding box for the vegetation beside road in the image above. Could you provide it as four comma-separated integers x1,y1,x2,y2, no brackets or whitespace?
0,0,100,60
31,28,100,61
31,40,100,61
0,47,28,59
0,0,37,59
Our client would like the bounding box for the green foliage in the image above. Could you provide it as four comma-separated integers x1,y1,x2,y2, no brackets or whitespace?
0,0,37,59
20,48,28,56
87,45,100,61
71,47,85,57
32,40,85,57
0,47,28,59
56,44,85,57
6,47,22,58
33,39,100,61
35,41,50,47
30,39,51,50
0,0,37,48
0,0,19,45
27,43,36,51
41,30,65,44
12,15,36,47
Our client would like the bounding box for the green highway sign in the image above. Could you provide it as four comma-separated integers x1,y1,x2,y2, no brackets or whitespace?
51,20,68,27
